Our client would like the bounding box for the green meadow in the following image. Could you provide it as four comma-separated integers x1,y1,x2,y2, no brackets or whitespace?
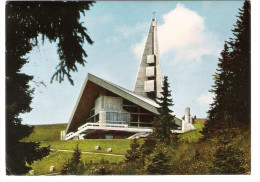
22,123,135,155
40,139,133,155
23,119,250,175
23,123,132,175
30,151,124,175
22,124,67,142
177,119,205,143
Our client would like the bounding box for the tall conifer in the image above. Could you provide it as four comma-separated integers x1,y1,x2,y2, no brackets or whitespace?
228,0,251,126
6,1,94,174
204,43,232,135
153,76,176,140
203,0,250,137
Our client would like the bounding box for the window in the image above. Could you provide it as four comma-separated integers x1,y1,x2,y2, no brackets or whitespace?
106,112,130,124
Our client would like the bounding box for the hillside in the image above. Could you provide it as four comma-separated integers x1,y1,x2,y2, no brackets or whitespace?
22,119,250,175
22,123,131,175
22,123,67,142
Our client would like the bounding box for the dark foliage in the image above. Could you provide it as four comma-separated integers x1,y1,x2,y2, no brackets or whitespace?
122,76,177,173
61,159,70,175
203,0,250,137
194,148,200,161
210,143,246,174
125,138,141,162
139,136,157,160
153,76,176,140
84,158,112,175
144,148,171,175
6,142,50,175
6,1,94,174
202,43,232,136
68,144,83,174
61,144,84,175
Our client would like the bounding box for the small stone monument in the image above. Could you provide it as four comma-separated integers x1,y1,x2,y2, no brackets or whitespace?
29,170,34,176
95,146,101,150
50,166,55,172
107,148,112,153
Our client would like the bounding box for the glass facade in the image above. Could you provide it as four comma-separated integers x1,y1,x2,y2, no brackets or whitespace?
106,112,130,125
84,98,155,128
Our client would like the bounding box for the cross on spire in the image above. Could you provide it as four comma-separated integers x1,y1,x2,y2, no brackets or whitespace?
152,12,156,19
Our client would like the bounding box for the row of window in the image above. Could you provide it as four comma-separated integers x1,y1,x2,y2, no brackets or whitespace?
106,112,131,122
85,112,154,126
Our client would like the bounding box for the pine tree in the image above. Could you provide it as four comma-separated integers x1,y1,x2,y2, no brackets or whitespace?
203,43,232,136
137,136,157,165
228,0,251,126
203,0,250,137
125,138,141,162
61,144,84,175
143,148,171,175
61,159,70,175
69,144,83,175
210,144,246,174
153,76,176,140
6,1,94,174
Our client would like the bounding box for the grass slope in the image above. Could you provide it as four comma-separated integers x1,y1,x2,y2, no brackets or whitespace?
30,151,124,175
177,119,205,143
22,124,67,142
167,119,250,174
23,124,133,175
24,119,250,175
40,139,132,155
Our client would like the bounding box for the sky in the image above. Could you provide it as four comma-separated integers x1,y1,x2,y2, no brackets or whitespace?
19,1,245,125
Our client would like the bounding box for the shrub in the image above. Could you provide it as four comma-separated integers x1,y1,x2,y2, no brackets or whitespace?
125,139,141,162
143,147,170,175
210,144,246,174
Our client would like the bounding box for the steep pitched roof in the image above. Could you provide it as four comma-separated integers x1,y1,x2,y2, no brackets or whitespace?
65,73,160,134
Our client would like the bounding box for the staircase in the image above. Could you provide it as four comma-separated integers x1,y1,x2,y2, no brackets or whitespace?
127,132,151,139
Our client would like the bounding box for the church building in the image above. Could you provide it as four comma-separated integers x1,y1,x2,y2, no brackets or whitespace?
61,18,195,140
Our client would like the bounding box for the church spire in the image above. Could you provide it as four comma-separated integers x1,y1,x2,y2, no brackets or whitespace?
133,18,162,100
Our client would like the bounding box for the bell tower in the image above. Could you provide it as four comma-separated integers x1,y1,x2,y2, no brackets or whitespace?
133,18,162,100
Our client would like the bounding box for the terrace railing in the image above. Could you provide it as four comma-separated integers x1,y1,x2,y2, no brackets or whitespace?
78,122,128,131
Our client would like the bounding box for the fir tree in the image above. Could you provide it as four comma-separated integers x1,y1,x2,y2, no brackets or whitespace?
6,1,94,174
210,144,246,174
125,138,141,162
203,43,232,136
69,144,82,174
61,159,70,175
138,136,157,165
228,0,251,126
203,0,250,137
143,148,171,175
61,144,84,175
153,76,176,140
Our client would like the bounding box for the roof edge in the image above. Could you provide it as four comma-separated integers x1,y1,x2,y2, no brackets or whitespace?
65,73,90,134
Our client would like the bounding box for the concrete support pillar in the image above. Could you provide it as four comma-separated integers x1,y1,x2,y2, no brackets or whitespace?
99,111,106,124
184,107,190,124
60,130,65,141
138,107,140,127
190,116,193,124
